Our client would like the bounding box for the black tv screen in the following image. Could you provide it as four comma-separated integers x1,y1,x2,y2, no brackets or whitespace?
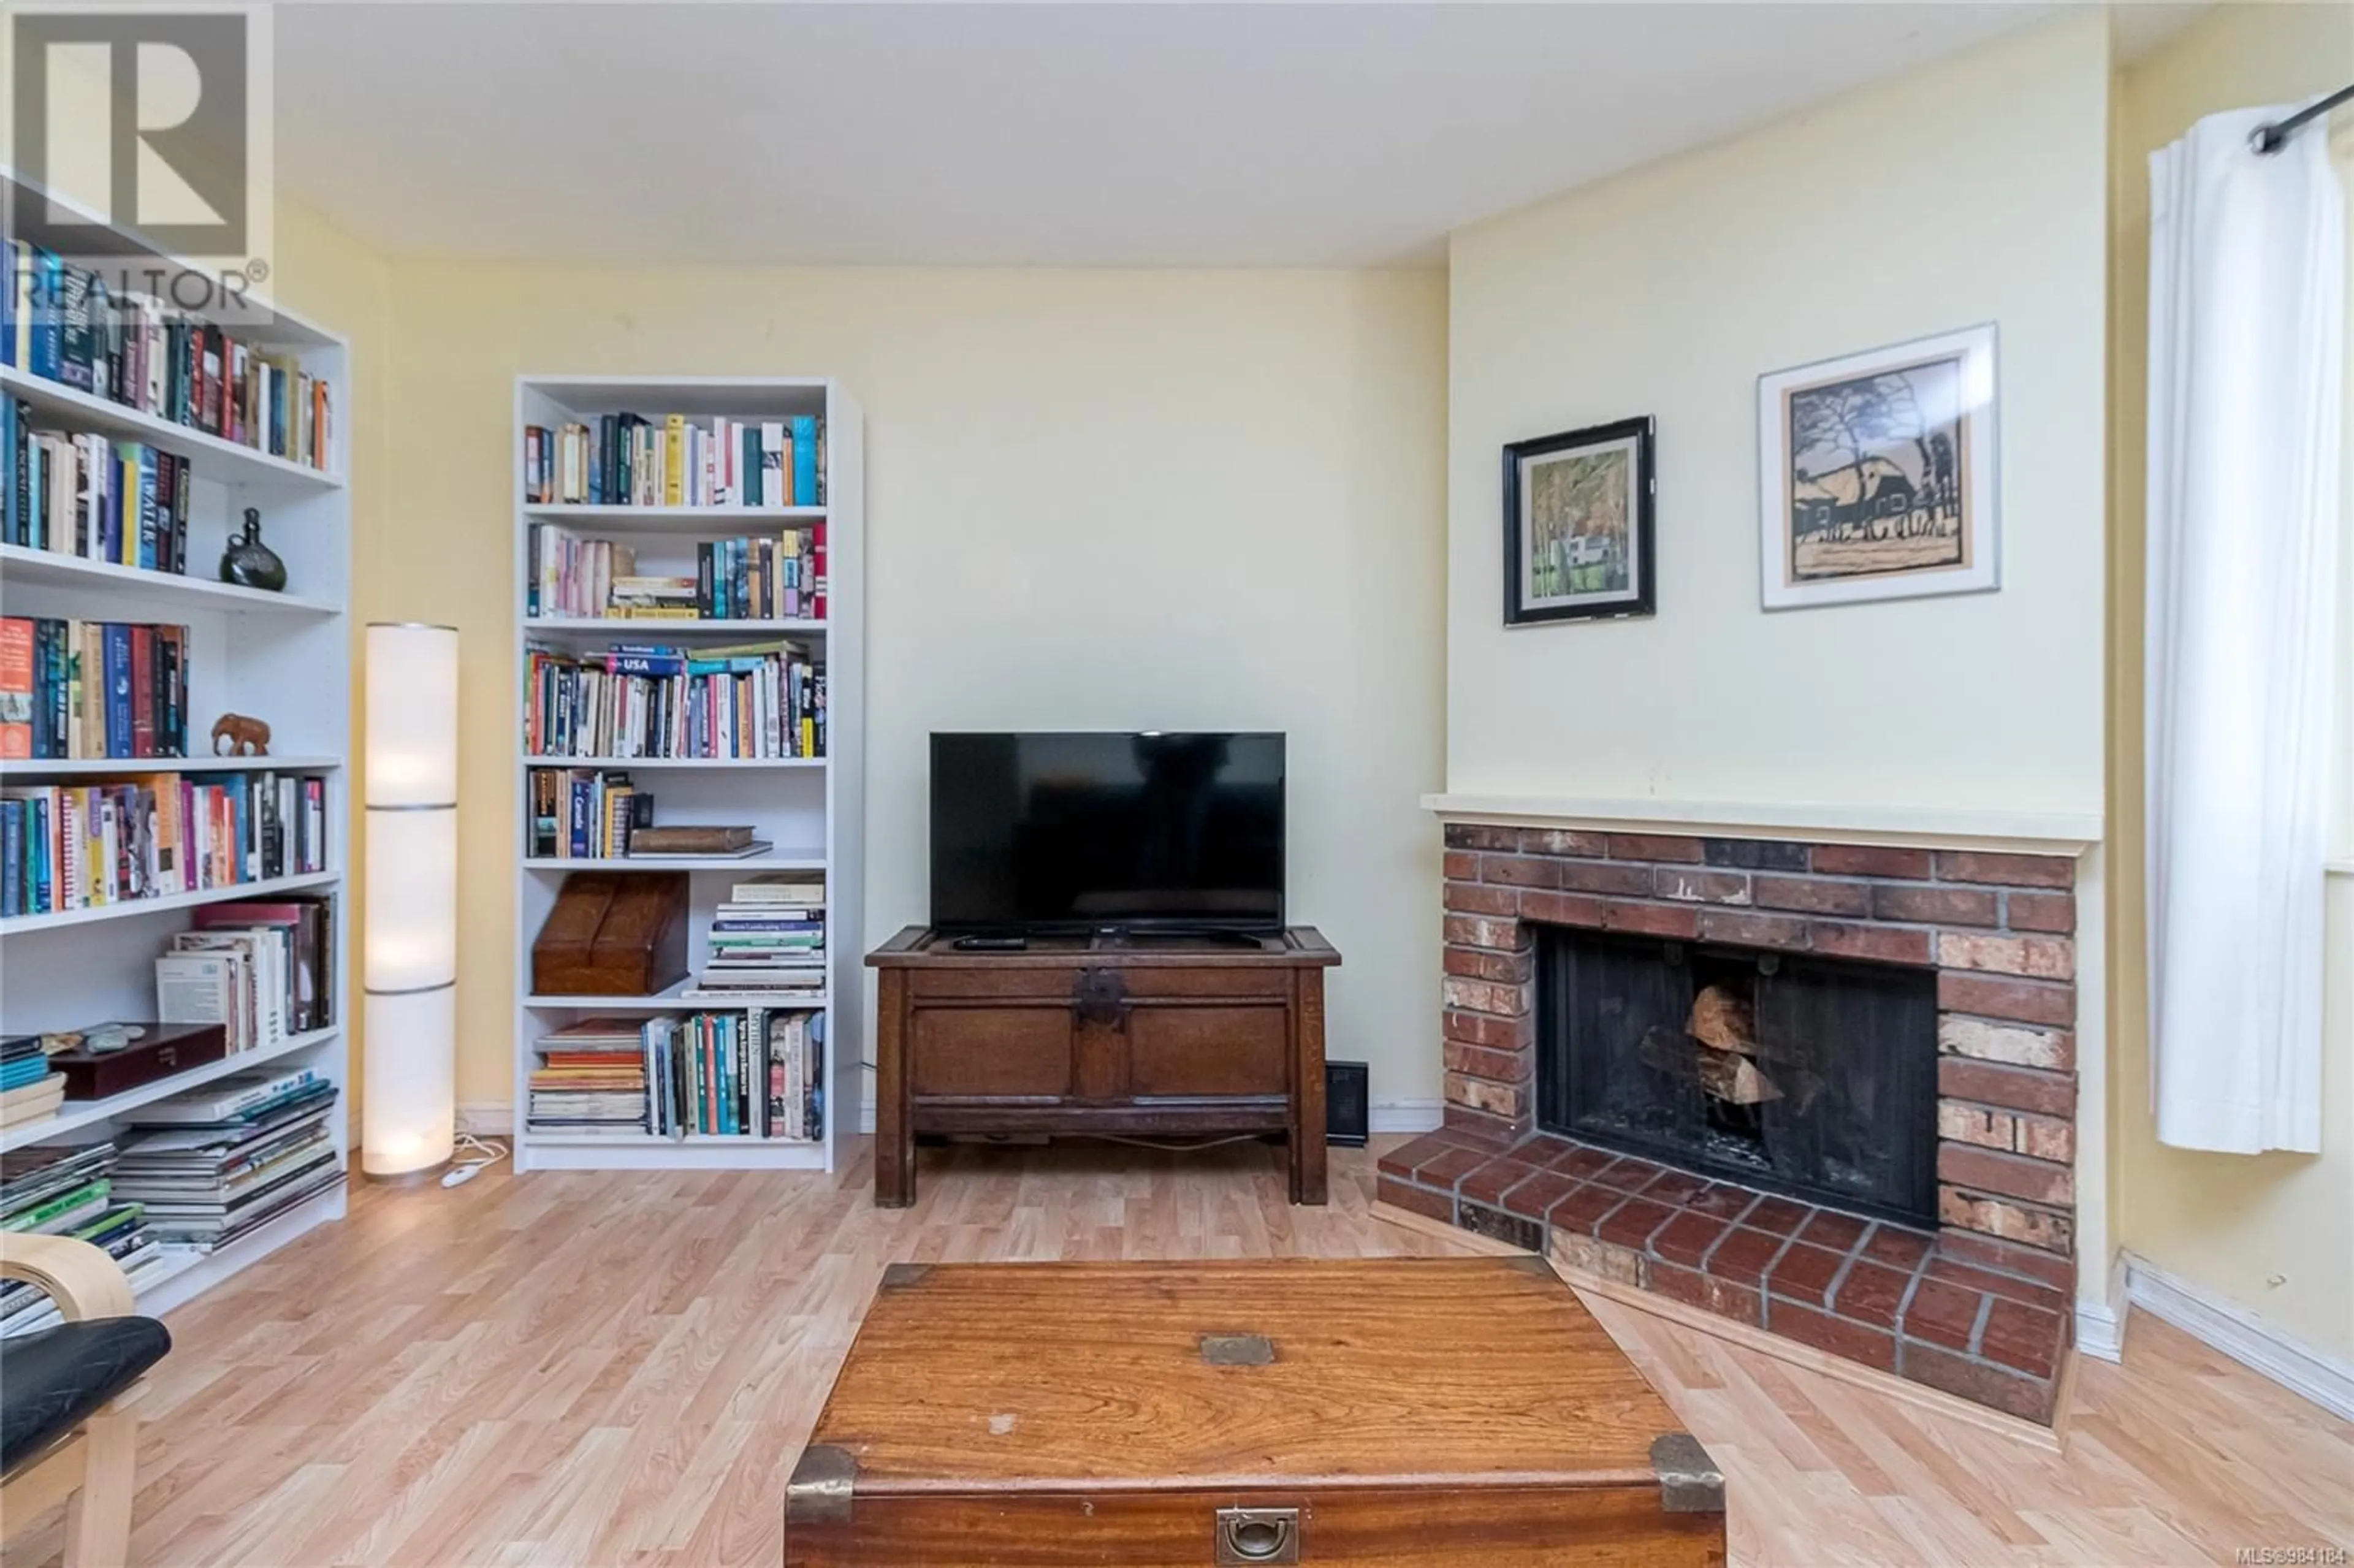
930,732,1285,934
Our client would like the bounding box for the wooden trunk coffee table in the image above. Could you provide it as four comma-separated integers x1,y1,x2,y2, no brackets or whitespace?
784,1257,1726,1566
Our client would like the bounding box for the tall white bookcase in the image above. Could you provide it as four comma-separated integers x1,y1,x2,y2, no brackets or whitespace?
510,377,863,1173
0,177,352,1315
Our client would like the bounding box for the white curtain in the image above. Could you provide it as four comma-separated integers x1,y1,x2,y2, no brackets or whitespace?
2146,102,2345,1154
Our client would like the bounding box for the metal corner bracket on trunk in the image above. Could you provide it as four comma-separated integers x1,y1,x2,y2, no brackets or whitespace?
1650,1432,1725,1513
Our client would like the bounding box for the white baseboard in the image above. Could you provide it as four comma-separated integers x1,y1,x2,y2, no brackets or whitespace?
1369,1098,1444,1133
2075,1249,2127,1363
477,1099,1446,1145
2116,1250,2354,1420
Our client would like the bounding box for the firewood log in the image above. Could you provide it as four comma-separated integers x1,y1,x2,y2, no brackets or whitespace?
1688,985,1759,1055
1639,1026,1784,1105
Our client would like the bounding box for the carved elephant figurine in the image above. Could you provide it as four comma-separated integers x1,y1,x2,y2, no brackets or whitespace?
210,713,272,757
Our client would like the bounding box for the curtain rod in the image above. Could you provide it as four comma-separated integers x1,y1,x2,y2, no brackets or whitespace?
2252,83,2354,155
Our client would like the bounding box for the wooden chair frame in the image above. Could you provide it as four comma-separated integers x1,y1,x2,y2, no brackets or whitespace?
0,1234,143,1568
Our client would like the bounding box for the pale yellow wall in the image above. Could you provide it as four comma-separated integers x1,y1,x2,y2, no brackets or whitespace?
377,265,1450,1114
2108,1,2354,1361
1446,13,2112,823
1442,13,2117,1295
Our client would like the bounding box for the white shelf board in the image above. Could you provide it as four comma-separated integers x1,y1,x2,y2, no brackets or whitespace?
525,1132,825,1149
0,545,343,615
519,1135,826,1172
524,989,827,1010
0,755,343,779
0,1026,343,1154
524,504,825,526
0,368,345,495
521,853,827,872
522,755,824,771
135,1181,349,1319
522,617,827,636
0,869,339,937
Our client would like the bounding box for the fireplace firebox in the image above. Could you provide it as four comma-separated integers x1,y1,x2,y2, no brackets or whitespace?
1536,927,1938,1225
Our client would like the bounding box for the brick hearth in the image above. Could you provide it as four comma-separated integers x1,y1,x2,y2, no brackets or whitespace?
1406,822,2082,1423
1378,1124,2071,1422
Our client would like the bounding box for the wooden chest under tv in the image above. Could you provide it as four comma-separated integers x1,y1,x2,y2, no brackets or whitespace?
784,1256,1727,1566
865,926,1339,1208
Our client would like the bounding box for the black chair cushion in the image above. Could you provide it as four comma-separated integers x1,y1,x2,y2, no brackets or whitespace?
0,1316,171,1473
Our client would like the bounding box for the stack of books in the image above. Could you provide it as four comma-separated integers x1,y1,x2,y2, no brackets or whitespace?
1,238,335,471
690,873,825,995
527,767,652,858
113,1068,344,1251
0,1138,162,1336
155,896,335,1049
522,641,824,761
522,413,823,508
2,406,196,571
645,1008,822,1140
526,1018,648,1135
527,523,824,622
0,615,191,759
1,769,332,918
524,1010,823,1141
0,1034,65,1126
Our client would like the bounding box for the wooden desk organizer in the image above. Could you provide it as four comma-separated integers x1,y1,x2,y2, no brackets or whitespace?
531,872,690,997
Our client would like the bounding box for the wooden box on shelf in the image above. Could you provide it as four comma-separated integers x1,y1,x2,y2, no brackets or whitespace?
530,872,690,997
50,1024,229,1102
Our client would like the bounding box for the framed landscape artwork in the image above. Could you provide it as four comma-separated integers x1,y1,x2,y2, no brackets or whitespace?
1502,415,1656,626
1756,324,1998,611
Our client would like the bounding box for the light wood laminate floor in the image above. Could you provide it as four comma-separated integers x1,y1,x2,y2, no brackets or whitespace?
7,1138,2350,1566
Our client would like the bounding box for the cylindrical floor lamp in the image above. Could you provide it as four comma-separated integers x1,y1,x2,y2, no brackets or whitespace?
363,622,459,1181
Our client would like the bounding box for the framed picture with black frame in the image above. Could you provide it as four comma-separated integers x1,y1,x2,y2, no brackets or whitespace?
1502,415,1656,626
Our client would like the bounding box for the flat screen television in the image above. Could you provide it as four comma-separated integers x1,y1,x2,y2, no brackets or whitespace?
930,732,1285,935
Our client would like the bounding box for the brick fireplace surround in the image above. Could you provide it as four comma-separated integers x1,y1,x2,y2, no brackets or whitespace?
1377,823,2081,1424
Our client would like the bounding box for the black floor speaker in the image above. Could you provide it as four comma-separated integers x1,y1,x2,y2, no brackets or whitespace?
1325,1060,1369,1147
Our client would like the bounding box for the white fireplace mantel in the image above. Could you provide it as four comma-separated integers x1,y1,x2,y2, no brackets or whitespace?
1422,793,2105,855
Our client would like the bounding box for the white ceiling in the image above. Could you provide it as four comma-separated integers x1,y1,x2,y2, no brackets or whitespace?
269,2,2188,268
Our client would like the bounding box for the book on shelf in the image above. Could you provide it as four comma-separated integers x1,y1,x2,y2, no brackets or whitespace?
729,872,825,905
0,1035,51,1095
625,824,765,857
690,871,825,991
0,1076,67,1127
0,615,191,761
156,896,334,1047
522,413,823,509
1,769,331,918
527,1008,821,1141
527,767,653,858
0,1136,162,1336
527,523,824,622
0,1034,65,1127
1,238,335,473
113,1071,343,1250
2,401,197,571
523,639,825,761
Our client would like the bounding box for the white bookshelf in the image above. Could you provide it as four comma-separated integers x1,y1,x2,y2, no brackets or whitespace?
0,170,352,1304
510,376,863,1174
